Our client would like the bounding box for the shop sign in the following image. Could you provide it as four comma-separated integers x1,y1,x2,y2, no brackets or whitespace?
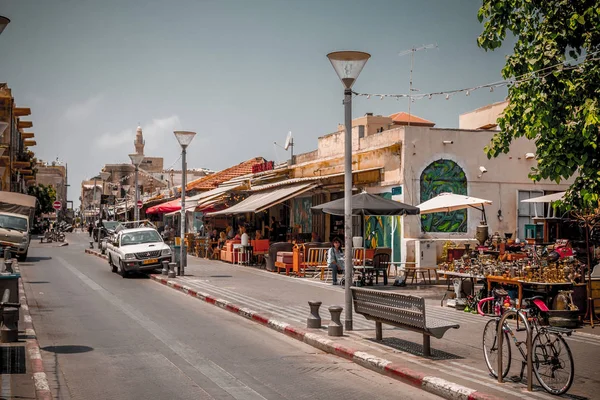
391,186,403,195
252,161,274,174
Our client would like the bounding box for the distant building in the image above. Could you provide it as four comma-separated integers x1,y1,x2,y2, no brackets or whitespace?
0,83,37,192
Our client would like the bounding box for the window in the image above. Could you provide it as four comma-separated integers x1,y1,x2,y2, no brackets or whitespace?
517,190,543,240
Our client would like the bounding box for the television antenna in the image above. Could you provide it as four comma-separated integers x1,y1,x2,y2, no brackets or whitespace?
274,131,294,165
398,44,438,126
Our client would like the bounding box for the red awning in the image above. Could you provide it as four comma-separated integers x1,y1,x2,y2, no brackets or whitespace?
145,198,181,214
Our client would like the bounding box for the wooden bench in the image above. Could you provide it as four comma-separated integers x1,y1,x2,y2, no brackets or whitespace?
351,287,459,356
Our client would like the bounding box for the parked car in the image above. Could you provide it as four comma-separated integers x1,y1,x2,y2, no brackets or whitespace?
106,227,171,278
100,221,124,254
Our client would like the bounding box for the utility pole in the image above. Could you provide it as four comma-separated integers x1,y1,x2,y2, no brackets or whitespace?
398,44,437,125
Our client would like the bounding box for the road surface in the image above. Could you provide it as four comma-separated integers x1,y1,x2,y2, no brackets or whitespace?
19,233,440,400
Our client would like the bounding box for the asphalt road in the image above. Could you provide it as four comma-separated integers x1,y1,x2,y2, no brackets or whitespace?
19,233,441,400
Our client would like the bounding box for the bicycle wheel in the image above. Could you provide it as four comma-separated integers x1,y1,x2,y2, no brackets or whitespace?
482,319,511,378
533,330,574,395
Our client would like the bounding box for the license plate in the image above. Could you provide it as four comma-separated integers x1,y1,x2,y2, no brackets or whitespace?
142,258,158,265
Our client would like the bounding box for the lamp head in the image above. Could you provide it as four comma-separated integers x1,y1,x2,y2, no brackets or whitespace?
129,153,144,167
122,184,131,192
99,171,111,181
525,152,535,160
174,131,197,148
327,51,371,89
0,16,10,36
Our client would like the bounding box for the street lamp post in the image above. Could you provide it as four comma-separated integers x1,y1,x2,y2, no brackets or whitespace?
98,171,111,247
173,131,197,277
129,154,144,225
122,184,131,222
92,176,98,223
327,51,370,331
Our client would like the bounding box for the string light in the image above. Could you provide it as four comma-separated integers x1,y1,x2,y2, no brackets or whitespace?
355,52,599,103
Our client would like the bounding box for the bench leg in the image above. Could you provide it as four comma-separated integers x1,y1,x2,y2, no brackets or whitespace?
423,335,431,356
375,322,382,341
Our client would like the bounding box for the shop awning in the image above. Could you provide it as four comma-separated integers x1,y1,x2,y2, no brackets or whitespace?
189,184,241,204
145,198,181,214
521,192,565,203
207,183,316,216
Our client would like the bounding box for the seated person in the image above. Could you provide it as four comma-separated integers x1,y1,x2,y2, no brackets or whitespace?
327,237,344,285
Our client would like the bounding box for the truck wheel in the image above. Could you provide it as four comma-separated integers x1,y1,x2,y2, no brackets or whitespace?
109,256,117,273
17,252,27,262
119,262,129,278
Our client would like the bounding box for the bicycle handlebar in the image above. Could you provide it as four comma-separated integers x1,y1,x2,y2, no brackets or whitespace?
477,296,495,317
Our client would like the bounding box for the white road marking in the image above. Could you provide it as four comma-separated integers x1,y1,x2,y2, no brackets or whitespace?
58,257,267,400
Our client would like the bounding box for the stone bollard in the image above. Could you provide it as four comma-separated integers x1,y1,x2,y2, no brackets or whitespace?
161,260,169,276
0,307,19,343
89,240,94,249
307,301,322,329
328,306,343,337
168,262,177,279
4,259,13,274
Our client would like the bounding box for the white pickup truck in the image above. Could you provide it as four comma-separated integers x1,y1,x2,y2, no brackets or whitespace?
106,227,172,278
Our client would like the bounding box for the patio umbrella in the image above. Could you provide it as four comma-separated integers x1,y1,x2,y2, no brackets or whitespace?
417,192,492,223
311,192,420,216
312,192,419,267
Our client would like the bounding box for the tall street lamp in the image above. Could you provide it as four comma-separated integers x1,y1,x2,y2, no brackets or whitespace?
98,171,110,246
327,51,370,331
0,16,10,36
129,154,144,224
173,130,197,276
122,184,131,221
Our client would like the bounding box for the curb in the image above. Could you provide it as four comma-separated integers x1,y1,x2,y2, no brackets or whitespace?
15,266,53,400
84,249,500,400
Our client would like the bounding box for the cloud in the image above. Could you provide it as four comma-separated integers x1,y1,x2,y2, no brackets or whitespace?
64,94,104,122
94,115,182,152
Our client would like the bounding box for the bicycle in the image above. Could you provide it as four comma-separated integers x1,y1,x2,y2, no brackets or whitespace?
477,289,575,395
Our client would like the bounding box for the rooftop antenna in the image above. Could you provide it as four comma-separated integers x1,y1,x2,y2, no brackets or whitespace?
274,131,295,165
398,44,438,126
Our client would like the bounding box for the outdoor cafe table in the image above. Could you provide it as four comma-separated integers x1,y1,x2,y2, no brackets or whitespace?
485,275,573,308
436,270,485,305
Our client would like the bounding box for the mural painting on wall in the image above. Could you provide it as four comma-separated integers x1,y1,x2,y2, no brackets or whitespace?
364,193,401,261
293,197,312,233
420,159,467,232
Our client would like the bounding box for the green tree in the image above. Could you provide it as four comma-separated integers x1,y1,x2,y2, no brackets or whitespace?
478,0,600,208
28,184,57,216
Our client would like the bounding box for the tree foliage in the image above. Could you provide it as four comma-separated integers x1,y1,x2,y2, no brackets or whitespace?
478,0,600,208
28,184,57,216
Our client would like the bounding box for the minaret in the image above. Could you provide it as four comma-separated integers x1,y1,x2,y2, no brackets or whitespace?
134,125,145,155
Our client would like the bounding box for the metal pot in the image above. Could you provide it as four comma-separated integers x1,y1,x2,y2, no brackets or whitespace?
476,225,489,246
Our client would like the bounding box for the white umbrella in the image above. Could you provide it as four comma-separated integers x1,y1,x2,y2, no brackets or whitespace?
417,192,493,223
521,191,565,203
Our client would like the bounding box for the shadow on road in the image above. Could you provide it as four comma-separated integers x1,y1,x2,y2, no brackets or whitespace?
26,281,50,284
41,345,94,354
23,256,53,263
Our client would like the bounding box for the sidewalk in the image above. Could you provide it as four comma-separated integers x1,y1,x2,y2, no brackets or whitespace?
0,264,51,400
87,249,598,399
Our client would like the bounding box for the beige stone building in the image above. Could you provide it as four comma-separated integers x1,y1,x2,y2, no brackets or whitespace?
35,160,68,204
286,106,572,263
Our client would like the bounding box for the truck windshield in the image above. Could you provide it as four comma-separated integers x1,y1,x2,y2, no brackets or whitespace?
0,215,28,232
120,230,162,246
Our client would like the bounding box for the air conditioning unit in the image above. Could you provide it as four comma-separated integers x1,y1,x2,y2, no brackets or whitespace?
415,240,437,269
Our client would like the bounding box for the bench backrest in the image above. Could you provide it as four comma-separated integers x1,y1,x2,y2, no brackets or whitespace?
306,247,329,266
351,287,426,330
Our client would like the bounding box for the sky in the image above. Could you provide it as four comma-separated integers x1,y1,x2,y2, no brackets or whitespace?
0,0,513,207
